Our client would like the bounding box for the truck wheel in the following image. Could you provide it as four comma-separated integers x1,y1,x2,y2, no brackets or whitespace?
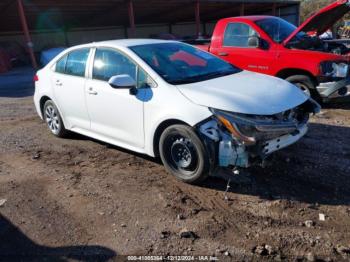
285,75,318,98
159,124,211,184
43,100,68,138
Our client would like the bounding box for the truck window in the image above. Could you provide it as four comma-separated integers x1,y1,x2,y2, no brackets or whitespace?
223,22,258,47
255,17,299,43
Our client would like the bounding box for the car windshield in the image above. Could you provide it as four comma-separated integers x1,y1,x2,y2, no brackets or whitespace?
130,42,240,84
255,17,306,43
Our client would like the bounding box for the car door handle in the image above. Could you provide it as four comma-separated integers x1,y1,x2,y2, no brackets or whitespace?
218,52,228,56
55,80,62,86
88,88,98,95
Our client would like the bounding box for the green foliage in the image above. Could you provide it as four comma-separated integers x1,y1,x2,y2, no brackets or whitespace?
300,0,334,23
300,0,350,36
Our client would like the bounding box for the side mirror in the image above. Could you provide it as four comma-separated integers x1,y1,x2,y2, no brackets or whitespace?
108,74,136,89
248,36,269,50
247,36,260,48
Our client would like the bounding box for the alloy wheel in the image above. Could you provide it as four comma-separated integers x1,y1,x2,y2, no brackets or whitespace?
45,104,60,135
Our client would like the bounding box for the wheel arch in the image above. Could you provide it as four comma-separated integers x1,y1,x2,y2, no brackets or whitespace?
276,68,318,89
152,119,190,158
39,96,68,128
39,95,52,117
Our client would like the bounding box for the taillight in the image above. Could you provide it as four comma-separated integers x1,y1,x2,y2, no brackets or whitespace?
33,74,39,82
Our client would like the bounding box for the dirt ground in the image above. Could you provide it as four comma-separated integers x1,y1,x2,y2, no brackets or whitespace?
0,77,350,261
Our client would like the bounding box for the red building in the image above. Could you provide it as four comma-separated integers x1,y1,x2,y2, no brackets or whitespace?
0,0,300,69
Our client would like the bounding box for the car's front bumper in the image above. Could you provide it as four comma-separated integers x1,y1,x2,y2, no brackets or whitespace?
262,124,308,156
214,123,309,169
199,100,318,170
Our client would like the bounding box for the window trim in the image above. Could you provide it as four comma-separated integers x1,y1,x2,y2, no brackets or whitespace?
53,48,92,78
89,46,157,88
222,22,260,49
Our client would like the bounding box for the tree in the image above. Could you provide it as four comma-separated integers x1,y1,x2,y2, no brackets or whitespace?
300,0,334,23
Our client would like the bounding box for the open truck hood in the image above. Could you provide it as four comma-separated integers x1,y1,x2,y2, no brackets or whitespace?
284,0,350,45
176,71,308,116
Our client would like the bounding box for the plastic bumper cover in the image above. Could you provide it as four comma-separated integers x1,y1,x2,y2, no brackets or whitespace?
316,78,350,101
262,124,308,156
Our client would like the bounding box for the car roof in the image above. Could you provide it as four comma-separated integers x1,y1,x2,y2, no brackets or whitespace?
222,15,278,22
240,15,276,21
72,39,175,50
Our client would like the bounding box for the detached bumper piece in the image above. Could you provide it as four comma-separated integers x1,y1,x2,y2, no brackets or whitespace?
317,78,350,101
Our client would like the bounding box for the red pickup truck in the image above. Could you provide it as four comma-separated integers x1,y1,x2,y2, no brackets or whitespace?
195,0,350,102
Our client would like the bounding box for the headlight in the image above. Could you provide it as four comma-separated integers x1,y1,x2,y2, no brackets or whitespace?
320,61,348,78
210,108,303,145
210,108,256,145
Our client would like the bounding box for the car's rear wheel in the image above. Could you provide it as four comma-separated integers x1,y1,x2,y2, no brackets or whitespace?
285,75,317,98
43,100,68,137
159,124,211,184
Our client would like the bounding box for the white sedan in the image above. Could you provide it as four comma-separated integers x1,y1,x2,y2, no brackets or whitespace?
34,39,320,184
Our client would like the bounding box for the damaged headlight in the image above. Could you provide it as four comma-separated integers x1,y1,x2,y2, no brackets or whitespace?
209,109,258,145
210,108,303,145
320,61,348,78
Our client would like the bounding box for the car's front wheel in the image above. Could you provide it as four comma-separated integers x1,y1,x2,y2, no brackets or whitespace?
43,100,68,137
159,124,211,184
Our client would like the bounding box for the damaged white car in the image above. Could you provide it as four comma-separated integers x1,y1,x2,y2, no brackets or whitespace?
34,39,320,184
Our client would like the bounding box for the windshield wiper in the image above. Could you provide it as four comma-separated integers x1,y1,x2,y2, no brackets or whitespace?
201,71,235,79
170,70,236,85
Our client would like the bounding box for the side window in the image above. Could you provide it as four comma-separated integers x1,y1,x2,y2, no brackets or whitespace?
137,67,149,88
137,67,157,89
65,49,90,77
223,23,258,47
93,49,136,82
55,55,67,74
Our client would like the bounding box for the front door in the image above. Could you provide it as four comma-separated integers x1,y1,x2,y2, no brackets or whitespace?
212,22,276,75
85,48,144,148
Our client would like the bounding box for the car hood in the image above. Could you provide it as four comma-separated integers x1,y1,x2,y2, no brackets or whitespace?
284,0,350,45
176,71,308,115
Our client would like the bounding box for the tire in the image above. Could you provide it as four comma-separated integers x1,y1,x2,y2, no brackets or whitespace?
159,124,211,184
285,75,319,99
43,100,68,138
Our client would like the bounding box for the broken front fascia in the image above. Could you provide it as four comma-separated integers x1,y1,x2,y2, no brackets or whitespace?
199,120,249,168
199,99,320,168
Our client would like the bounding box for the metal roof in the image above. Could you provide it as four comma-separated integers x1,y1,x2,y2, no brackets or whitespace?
0,0,299,32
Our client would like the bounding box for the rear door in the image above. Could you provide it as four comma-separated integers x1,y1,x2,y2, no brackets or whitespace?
213,22,276,75
52,48,91,130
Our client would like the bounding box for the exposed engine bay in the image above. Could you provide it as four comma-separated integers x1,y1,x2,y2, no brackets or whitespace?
198,99,320,169
288,36,350,55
